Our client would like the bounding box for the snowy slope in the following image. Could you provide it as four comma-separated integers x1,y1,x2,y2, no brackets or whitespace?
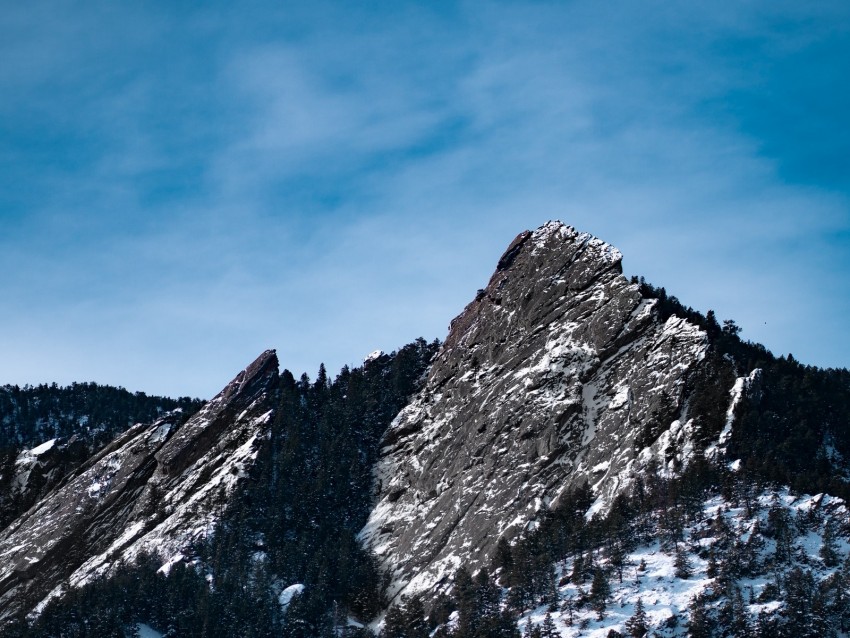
0,350,279,624
515,488,850,637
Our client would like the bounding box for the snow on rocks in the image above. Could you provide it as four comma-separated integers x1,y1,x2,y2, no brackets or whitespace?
362,222,708,605
27,439,56,457
706,368,762,460
0,350,280,624
136,624,165,638
12,438,61,494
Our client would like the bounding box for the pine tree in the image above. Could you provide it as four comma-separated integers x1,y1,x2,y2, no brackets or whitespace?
782,568,818,638
832,558,850,632
688,595,713,638
571,553,585,585
428,593,454,629
674,544,693,579
475,568,500,620
707,549,719,579
493,537,514,576
820,517,839,567
625,598,649,638
741,522,765,577
491,609,522,638
454,566,479,636
728,587,751,638
610,541,627,583
768,501,793,563
540,612,557,638
563,595,575,627
403,596,430,638
590,569,610,620
521,616,542,638
754,609,779,638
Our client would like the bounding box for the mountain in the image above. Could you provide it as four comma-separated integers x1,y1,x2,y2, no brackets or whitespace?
1,221,848,638
361,222,709,602
0,383,204,531
0,350,279,625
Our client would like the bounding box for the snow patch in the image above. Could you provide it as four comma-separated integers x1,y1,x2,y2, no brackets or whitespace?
365,350,384,362
158,553,185,575
516,486,850,638
706,369,761,459
279,583,305,611
29,439,56,456
135,623,164,638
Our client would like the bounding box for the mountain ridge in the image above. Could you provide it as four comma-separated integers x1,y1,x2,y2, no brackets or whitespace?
0,350,279,624
0,221,848,638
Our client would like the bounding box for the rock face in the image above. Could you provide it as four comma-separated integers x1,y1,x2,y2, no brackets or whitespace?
0,350,278,623
360,222,708,600
10,439,63,503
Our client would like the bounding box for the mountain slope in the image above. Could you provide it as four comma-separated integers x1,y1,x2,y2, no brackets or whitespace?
361,222,710,601
0,350,279,624
519,487,850,638
5,342,440,637
0,385,204,532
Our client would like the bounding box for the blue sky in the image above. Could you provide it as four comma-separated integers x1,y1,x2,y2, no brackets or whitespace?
1,1,849,398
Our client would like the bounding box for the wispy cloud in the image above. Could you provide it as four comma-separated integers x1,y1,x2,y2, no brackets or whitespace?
1,0,848,396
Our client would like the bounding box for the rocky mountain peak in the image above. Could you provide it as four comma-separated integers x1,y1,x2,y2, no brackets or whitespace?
442,221,623,358
156,348,278,477
361,221,709,601
0,350,279,623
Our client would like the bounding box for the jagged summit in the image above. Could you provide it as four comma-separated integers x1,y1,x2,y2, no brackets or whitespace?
156,349,278,476
0,350,279,623
361,221,709,601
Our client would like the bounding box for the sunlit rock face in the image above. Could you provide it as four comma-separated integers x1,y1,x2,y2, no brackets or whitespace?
0,350,279,623
360,221,708,601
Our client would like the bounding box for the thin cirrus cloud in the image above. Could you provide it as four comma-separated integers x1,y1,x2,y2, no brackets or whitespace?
0,0,848,398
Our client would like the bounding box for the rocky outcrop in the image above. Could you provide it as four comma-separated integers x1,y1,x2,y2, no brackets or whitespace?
0,350,278,623
360,222,708,600
9,439,63,504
